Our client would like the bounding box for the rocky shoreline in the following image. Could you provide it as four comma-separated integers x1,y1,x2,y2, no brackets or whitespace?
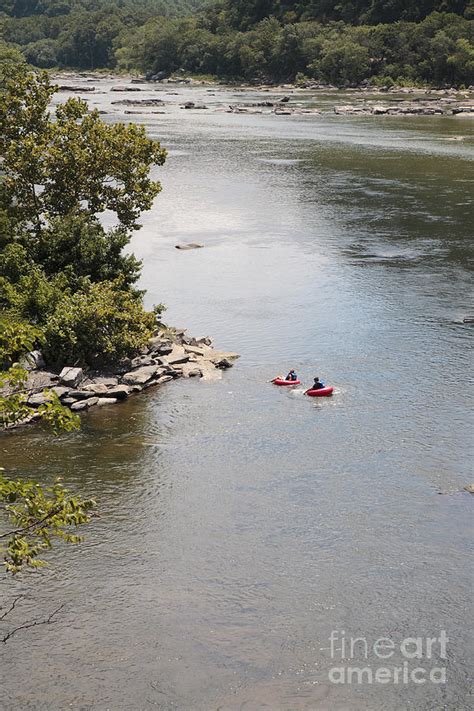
50,73,474,119
9,328,239,428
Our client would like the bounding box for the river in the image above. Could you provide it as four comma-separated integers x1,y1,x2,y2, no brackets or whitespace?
1,81,473,710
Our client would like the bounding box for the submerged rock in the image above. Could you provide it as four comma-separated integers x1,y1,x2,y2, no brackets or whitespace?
175,243,204,250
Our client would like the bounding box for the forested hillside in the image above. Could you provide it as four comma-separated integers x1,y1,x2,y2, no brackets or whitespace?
1,0,473,85
0,0,206,68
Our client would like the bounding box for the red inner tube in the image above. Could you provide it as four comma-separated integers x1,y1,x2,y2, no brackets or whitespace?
273,378,301,386
305,386,334,397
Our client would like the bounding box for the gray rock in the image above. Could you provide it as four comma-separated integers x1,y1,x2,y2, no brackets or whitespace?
215,358,234,369
199,362,222,381
25,371,58,391
87,377,118,387
68,389,93,400
175,243,204,250
111,85,142,92
161,345,189,365
51,386,70,399
183,344,209,357
95,397,118,406
20,350,46,371
147,336,173,354
62,397,77,406
131,355,155,368
59,367,84,388
107,385,131,400
82,383,110,395
464,484,474,494
28,392,52,407
121,365,160,385
71,397,99,411
180,363,202,378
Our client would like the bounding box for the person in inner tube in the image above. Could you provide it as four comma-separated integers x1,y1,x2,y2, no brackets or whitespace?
285,370,298,381
310,377,325,390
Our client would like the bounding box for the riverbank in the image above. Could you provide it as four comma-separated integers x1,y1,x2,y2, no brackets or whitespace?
9,328,239,428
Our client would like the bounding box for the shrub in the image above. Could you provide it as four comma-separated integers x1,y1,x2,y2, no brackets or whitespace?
43,280,158,367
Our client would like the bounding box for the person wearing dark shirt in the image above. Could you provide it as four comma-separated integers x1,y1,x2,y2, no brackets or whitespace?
286,370,298,381
310,377,325,390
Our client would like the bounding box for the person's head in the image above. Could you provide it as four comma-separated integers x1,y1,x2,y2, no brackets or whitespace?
314,377,319,382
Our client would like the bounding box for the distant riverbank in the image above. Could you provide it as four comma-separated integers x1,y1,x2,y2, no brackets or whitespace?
50,72,474,119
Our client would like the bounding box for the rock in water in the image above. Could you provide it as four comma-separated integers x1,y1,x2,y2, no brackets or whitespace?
121,365,161,385
175,243,204,250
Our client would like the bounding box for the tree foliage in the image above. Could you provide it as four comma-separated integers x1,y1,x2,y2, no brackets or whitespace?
0,64,165,366
0,472,94,573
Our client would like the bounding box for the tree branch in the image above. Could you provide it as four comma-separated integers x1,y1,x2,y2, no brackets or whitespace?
0,595,23,621
1,604,64,643
0,507,62,540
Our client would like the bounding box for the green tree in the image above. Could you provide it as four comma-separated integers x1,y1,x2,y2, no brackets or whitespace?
0,66,166,233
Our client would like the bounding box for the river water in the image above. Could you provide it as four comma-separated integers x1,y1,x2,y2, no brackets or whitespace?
1,82,473,710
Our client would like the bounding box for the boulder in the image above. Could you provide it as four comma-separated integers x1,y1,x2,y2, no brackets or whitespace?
111,86,141,92
20,350,46,371
92,377,119,386
215,358,234,369
143,374,173,389
175,243,204,250
82,383,110,395
198,362,222,381
68,389,93,400
71,397,99,411
121,365,161,385
95,397,118,406
148,336,173,355
130,355,155,368
205,350,240,365
28,392,52,407
26,371,58,391
463,484,474,494
180,363,202,378
59,367,84,388
183,344,212,357
106,385,131,400
51,386,70,399
161,345,189,366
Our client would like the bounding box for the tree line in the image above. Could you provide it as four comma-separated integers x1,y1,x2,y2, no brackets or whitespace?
1,0,472,85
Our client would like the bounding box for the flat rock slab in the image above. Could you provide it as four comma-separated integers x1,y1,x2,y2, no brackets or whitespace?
180,363,202,378
107,385,131,400
28,392,52,407
26,371,58,391
68,389,94,400
82,383,110,395
121,365,161,385
175,243,204,250
199,363,223,381
95,397,118,406
71,397,99,411
161,345,189,366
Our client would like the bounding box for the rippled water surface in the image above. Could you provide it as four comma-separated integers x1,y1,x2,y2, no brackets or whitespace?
1,82,473,710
